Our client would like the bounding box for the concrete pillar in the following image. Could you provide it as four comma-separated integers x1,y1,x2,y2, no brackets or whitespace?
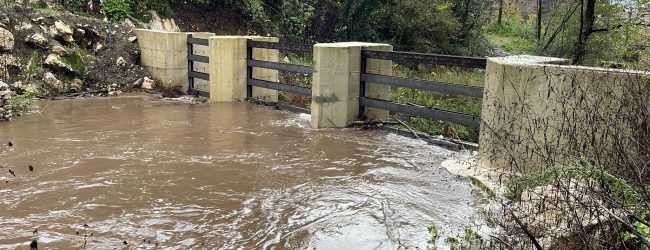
134,29,189,90
209,36,279,102
311,42,392,128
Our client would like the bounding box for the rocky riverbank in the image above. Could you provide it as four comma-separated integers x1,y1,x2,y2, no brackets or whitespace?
0,3,163,120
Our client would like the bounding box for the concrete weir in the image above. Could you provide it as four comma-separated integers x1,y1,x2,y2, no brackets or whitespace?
134,29,650,176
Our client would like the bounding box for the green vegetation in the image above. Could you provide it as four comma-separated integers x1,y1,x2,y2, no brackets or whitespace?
484,3,537,55
25,50,44,83
504,160,643,202
102,0,132,22
621,215,650,248
391,65,483,142
468,176,495,198
10,91,34,115
59,49,87,76
428,222,440,245
443,227,486,249
445,236,459,248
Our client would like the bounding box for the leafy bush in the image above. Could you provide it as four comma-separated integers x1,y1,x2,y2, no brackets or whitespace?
277,0,315,42
102,0,132,22
10,91,34,115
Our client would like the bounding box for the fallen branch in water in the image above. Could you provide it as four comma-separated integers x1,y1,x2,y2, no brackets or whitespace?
395,118,420,139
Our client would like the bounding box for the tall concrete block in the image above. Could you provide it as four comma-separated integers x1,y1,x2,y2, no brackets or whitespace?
478,55,650,173
134,29,188,90
311,42,392,128
209,36,279,102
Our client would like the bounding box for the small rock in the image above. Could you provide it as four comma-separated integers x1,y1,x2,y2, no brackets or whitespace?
0,54,19,67
44,54,73,73
0,81,8,91
124,19,135,28
70,78,83,92
141,77,155,90
31,17,45,24
12,81,23,90
0,27,14,52
14,22,33,32
49,20,74,43
0,54,20,77
94,43,103,52
25,33,49,48
116,57,127,67
132,78,144,88
73,28,85,42
0,17,8,29
128,36,138,43
51,45,70,56
42,72,63,93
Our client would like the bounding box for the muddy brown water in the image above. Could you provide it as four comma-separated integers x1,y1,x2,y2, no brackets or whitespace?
0,95,481,249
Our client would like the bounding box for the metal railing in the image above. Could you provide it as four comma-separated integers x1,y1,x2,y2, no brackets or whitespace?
359,50,486,128
187,34,210,97
246,40,314,112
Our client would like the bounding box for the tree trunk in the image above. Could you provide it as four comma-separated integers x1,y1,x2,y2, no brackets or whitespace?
498,0,504,25
537,0,542,41
574,0,596,63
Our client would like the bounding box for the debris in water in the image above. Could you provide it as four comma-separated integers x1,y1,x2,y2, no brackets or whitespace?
7,142,12,147
8,169,15,177
123,240,128,245
29,165,34,171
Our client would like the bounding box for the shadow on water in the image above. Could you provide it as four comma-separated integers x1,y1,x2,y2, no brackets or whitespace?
0,95,483,249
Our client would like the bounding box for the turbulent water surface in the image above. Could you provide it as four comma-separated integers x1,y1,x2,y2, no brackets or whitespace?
0,95,482,249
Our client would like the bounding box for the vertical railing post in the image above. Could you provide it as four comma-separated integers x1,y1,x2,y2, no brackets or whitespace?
246,39,253,100
187,34,194,93
359,52,367,120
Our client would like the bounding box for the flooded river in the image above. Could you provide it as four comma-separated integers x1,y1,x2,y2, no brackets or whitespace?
0,95,482,249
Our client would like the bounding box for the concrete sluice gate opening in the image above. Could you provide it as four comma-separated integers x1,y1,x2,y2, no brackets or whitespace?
0,95,489,249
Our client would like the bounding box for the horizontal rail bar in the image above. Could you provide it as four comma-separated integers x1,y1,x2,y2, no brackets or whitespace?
247,78,312,96
361,50,487,69
248,98,311,114
189,88,210,98
188,54,209,63
360,97,481,127
361,74,483,98
248,60,314,74
187,37,209,46
247,40,313,53
189,71,210,81
277,103,311,114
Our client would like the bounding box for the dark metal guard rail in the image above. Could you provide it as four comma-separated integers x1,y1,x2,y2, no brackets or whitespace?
361,50,486,69
359,49,487,128
187,35,210,97
247,40,313,53
246,40,314,99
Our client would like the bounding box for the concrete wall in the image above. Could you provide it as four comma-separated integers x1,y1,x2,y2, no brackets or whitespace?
209,36,279,102
479,55,650,173
134,29,214,91
311,42,392,128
